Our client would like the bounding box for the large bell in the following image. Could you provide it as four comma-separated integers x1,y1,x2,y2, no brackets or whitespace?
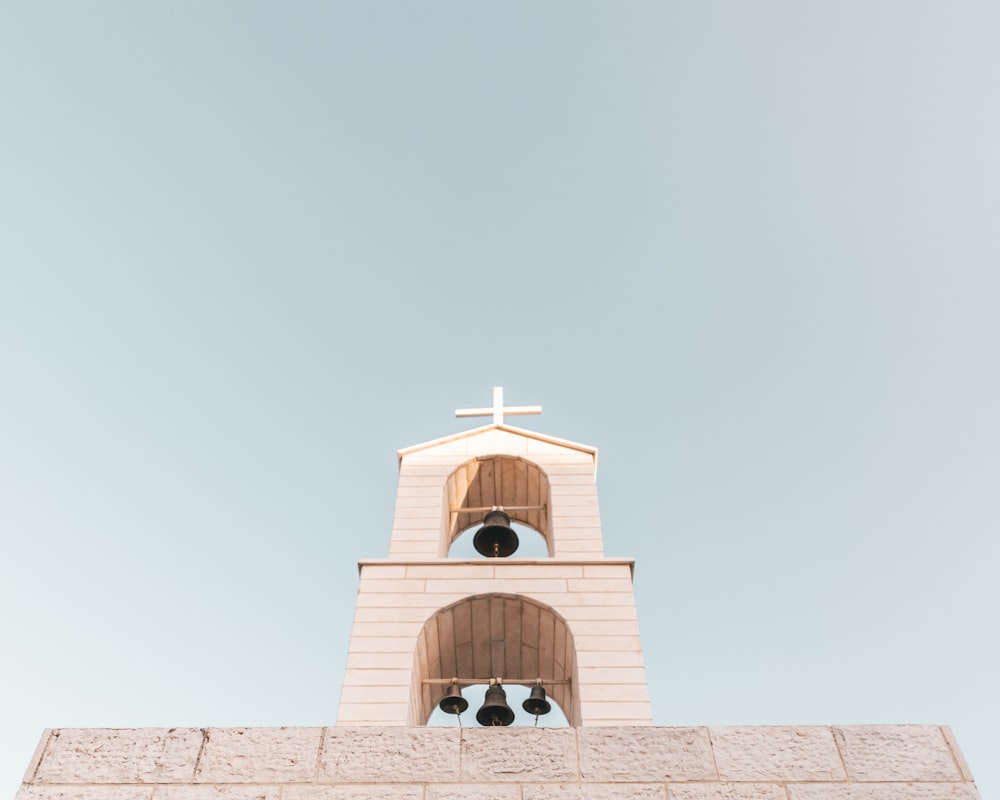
473,510,519,558
438,683,468,716
475,683,515,726
522,684,551,717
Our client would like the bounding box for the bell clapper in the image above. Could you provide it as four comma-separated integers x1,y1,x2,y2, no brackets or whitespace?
438,678,469,725
522,679,552,726
475,677,515,727
473,509,519,558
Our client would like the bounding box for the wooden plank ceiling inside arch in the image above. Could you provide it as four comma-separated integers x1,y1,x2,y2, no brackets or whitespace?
447,456,550,542
418,594,574,723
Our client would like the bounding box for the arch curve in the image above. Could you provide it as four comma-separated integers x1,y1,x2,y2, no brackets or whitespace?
411,593,579,726
444,456,552,555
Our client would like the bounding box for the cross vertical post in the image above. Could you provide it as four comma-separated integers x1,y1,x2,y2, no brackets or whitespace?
491,386,503,425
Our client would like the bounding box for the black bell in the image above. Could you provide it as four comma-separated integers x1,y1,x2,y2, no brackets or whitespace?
522,684,551,717
475,683,515,726
438,683,468,716
473,510,519,558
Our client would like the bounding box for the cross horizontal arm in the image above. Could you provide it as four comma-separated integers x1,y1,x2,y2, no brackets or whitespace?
501,405,543,416
454,405,542,417
454,407,496,418
454,387,542,425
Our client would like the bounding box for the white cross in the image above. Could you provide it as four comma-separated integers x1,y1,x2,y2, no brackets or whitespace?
455,386,542,426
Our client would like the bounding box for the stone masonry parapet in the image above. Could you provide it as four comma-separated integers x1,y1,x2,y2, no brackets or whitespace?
17,726,979,800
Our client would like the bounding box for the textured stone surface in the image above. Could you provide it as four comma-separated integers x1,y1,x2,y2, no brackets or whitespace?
17,725,980,800
425,786,521,800
35,729,204,784
788,784,981,800
285,788,422,800
578,727,716,782
669,784,787,800
17,788,154,800
711,726,846,781
195,728,322,783
940,728,975,783
23,732,54,784
154,788,280,800
318,727,460,783
460,728,578,783
522,783,666,799
834,726,961,782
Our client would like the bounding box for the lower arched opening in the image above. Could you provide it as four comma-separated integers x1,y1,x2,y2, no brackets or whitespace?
410,593,579,727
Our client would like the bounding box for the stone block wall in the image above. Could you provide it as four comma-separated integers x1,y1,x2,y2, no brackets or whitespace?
339,560,649,726
16,725,979,800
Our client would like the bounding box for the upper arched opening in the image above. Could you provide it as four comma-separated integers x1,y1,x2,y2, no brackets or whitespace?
444,455,552,556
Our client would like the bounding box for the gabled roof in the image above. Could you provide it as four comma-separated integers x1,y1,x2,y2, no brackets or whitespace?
397,423,598,465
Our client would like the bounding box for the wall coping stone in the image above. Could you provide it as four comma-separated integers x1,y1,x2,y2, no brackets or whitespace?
17,726,979,800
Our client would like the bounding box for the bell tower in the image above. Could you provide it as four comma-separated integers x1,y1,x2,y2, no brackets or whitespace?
337,388,652,727
16,387,982,799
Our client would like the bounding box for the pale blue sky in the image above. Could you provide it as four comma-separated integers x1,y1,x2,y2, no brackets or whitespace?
1,2,998,796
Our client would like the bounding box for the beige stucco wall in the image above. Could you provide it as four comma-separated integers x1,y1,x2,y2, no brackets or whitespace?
338,559,648,726
387,426,604,560
339,424,652,726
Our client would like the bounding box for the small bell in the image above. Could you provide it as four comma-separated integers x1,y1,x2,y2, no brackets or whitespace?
438,682,468,716
473,509,519,558
522,684,551,717
476,683,515,726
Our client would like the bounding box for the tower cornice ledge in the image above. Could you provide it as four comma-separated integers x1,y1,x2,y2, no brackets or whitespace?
397,422,598,468
357,557,636,577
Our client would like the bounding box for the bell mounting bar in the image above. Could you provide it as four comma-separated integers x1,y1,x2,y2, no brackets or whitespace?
449,505,546,515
